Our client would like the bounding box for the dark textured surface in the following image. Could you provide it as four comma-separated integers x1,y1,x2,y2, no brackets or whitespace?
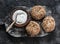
0,0,60,44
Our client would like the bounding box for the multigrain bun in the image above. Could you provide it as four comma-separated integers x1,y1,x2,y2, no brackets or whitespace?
31,5,46,20
26,21,41,37
42,16,55,32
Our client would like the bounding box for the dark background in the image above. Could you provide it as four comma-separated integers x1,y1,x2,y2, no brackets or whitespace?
0,0,60,44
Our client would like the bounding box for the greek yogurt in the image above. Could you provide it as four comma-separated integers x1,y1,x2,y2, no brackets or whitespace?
12,10,27,24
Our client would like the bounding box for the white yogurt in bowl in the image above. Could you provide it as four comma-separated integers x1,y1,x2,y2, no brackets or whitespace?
12,10,27,24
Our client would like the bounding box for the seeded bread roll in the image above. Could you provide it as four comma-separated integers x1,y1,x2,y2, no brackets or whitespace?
42,16,55,32
31,5,46,20
26,21,41,37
